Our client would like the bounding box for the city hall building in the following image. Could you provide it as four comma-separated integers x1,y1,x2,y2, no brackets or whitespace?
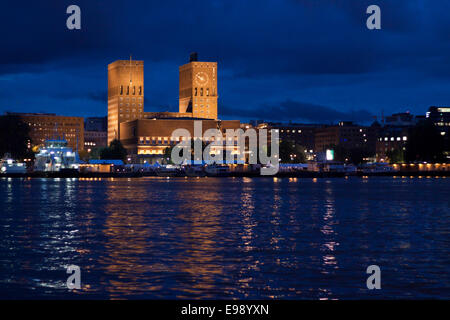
107,53,241,163
120,118,241,163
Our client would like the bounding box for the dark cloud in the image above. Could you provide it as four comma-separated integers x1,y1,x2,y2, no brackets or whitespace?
2,0,449,78
1,0,450,119
221,100,374,124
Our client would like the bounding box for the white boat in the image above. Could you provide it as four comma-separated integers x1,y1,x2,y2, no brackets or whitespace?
204,164,230,177
360,162,397,174
34,139,80,172
0,154,26,174
155,164,183,177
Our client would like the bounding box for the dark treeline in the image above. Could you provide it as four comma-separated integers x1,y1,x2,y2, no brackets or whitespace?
0,115,33,159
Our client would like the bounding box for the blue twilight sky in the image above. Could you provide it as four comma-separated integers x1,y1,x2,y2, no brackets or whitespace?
1,0,450,124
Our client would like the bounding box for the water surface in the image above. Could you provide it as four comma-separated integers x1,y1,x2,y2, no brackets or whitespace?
0,176,449,299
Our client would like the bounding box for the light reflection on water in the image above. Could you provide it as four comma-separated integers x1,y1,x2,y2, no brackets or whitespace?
0,176,449,299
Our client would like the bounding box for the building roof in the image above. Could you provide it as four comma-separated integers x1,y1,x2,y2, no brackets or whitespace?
89,159,124,165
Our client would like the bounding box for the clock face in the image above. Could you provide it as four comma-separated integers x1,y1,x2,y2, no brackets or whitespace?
194,71,208,86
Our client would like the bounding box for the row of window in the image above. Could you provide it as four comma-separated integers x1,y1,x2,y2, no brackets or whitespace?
119,114,143,119
139,136,240,143
119,97,142,102
120,85,142,96
120,108,142,112
194,88,215,96
120,102,142,106
278,129,303,133
28,123,81,127
378,136,408,142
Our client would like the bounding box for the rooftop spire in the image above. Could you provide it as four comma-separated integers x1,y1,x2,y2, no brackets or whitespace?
129,54,133,87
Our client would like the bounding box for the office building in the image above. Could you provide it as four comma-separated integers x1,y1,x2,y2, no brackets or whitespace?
7,112,84,151
314,121,379,155
84,116,107,151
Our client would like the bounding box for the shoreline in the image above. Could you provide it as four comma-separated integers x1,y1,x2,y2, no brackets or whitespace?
1,171,449,179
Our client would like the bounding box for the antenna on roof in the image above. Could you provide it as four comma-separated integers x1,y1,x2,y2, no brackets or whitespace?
129,55,133,87
190,52,198,62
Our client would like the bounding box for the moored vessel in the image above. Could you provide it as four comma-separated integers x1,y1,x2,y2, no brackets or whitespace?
0,154,27,175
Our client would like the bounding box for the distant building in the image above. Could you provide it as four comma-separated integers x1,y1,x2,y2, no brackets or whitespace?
267,123,324,152
376,127,409,162
426,106,450,136
384,112,417,126
7,112,84,151
314,121,379,155
84,131,107,151
84,116,107,151
85,116,107,132
249,120,265,127
426,106,450,159
375,112,417,162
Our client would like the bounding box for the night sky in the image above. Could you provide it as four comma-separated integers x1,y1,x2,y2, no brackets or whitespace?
1,0,450,124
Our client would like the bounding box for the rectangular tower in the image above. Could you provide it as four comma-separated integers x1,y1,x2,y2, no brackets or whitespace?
179,55,218,119
108,59,144,144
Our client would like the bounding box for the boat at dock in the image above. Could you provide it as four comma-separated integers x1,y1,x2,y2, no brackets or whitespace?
0,154,27,175
155,164,183,177
359,162,397,174
34,139,80,172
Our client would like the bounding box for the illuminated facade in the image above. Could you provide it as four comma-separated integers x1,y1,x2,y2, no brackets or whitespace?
108,58,144,144
8,112,84,151
179,53,218,119
107,54,239,162
120,118,240,163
